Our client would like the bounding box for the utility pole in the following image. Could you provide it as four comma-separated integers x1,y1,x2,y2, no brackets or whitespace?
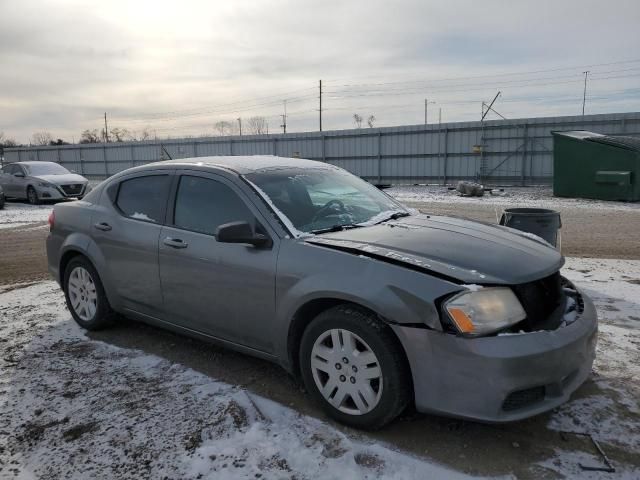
582,71,589,116
237,117,242,136
319,80,323,131
104,112,110,143
439,107,442,125
281,100,287,134
424,99,435,125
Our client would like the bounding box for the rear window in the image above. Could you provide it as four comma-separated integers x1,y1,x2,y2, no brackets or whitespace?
116,175,171,223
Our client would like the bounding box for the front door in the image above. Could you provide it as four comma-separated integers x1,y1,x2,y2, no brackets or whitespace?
91,172,173,317
158,172,279,353
13,165,28,199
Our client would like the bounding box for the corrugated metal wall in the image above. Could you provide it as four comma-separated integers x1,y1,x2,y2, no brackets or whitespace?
4,112,640,185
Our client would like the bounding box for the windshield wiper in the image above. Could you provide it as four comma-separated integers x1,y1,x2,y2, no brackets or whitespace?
310,224,361,234
375,211,411,225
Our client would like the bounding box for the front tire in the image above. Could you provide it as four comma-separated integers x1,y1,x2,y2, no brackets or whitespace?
299,305,411,430
63,257,115,330
27,186,40,205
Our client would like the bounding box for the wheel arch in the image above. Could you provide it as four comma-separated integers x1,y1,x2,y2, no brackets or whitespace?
58,236,120,312
26,183,36,200
59,249,84,290
285,298,412,388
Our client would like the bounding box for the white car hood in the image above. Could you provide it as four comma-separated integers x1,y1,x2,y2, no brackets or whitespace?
33,173,88,184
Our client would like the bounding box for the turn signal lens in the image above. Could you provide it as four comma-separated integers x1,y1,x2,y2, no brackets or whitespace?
448,308,475,333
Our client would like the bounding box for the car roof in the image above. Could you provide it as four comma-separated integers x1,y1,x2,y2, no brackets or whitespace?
10,161,58,165
140,155,335,175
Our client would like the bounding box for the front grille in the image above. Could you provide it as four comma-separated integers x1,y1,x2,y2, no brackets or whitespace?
502,386,545,412
511,271,565,331
61,184,84,196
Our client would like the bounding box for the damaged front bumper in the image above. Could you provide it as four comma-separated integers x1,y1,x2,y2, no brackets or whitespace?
392,289,598,422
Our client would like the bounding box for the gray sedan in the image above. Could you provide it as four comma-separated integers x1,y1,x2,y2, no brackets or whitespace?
0,161,89,204
45,156,597,429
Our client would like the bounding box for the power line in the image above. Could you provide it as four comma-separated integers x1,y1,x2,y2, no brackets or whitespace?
323,58,640,87
111,93,318,124
324,72,640,100
111,86,317,121
325,68,640,96
106,65,640,129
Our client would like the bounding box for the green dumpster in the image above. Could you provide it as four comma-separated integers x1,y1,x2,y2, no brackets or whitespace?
551,130,640,201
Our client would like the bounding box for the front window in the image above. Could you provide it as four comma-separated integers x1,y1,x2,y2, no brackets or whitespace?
173,175,255,236
244,167,408,234
24,162,70,176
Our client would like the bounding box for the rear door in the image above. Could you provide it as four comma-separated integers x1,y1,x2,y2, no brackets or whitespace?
158,171,279,353
91,171,173,317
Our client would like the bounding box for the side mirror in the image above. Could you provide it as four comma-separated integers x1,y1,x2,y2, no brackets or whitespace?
14,172,25,178
216,221,272,248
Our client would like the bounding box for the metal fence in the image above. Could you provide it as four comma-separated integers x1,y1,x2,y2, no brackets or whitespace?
4,112,640,185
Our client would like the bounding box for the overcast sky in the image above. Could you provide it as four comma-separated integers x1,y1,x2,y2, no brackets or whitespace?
1,0,639,143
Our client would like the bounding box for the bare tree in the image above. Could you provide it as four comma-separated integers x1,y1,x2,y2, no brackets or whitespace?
79,129,101,144
110,127,131,142
31,131,54,146
367,115,376,128
353,114,363,129
247,116,267,135
0,132,18,148
214,120,233,136
138,128,151,141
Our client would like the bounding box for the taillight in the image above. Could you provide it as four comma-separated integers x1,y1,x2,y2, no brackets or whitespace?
48,211,55,232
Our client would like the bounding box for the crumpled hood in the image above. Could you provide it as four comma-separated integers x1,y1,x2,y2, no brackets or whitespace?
34,173,87,185
304,214,564,285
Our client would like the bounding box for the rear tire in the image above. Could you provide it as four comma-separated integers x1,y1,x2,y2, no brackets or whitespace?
63,256,115,330
27,186,40,205
299,305,411,430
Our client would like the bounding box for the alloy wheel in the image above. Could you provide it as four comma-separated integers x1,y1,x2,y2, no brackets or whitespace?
28,188,37,204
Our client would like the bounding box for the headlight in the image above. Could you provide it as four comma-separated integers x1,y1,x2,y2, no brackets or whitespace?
37,181,53,188
444,287,526,336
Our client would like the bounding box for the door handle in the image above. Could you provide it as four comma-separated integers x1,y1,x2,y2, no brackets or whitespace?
163,237,188,249
94,222,112,231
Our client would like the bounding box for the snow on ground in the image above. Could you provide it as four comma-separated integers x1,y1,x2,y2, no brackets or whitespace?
0,259,638,479
542,259,640,478
0,283,486,480
0,202,52,230
387,185,640,212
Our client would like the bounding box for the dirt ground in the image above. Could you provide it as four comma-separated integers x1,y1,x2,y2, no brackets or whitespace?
0,224,49,286
1,194,638,288
406,201,640,260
